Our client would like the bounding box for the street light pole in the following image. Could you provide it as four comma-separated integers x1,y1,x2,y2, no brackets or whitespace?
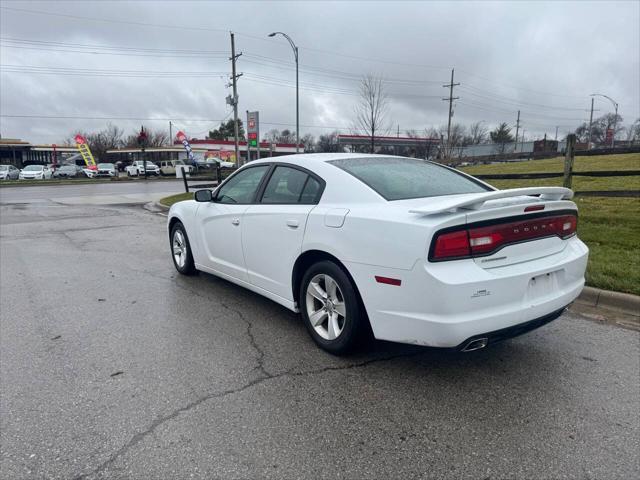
590,93,619,148
268,31,299,153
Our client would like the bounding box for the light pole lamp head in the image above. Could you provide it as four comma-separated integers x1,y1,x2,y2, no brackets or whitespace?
268,32,277,37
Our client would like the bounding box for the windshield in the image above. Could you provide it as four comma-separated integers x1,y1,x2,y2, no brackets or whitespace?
60,165,76,171
328,157,490,201
24,165,43,171
97,163,114,168
0,165,8,171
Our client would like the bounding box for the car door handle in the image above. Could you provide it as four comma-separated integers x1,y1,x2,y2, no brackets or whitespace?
286,219,299,229
231,218,240,226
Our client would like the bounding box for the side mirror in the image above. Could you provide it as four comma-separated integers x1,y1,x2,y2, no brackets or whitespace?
194,189,213,202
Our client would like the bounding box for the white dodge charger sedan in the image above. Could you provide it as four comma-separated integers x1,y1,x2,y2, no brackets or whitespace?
167,154,588,354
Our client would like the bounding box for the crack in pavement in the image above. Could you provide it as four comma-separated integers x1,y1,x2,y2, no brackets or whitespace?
72,349,422,480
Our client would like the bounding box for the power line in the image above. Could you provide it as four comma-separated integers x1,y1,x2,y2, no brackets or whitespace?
0,64,230,78
0,37,228,54
458,84,589,111
0,44,228,59
0,5,595,99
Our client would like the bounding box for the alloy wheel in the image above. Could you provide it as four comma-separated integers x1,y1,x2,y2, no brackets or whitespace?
172,230,187,269
305,273,347,340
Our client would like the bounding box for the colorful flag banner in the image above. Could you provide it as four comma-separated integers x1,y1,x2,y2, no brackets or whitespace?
176,131,196,164
74,134,96,168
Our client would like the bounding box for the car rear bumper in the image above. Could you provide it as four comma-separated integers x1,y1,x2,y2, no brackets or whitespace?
346,236,588,348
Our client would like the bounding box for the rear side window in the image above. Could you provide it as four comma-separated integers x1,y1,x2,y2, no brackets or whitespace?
261,166,323,205
329,157,490,201
299,176,321,204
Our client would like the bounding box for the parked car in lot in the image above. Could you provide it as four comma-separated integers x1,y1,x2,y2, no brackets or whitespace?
53,165,80,178
159,160,192,176
96,163,116,177
126,160,160,176
19,164,53,180
0,164,20,180
167,154,588,354
82,165,99,178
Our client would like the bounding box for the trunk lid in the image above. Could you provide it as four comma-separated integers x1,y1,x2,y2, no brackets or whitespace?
410,188,578,268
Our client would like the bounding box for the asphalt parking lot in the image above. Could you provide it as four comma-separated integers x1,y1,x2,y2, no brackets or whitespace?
1,190,638,479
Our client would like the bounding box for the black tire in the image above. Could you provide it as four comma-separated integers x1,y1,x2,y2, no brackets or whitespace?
299,260,366,355
170,222,196,275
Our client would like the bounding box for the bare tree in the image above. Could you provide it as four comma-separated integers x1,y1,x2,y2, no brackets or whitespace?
264,128,296,144
354,74,390,153
300,133,316,152
316,130,344,153
575,113,624,145
624,118,639,143
149,130,169,147
123,128,169,148
468,121,488,145
69,123,124,161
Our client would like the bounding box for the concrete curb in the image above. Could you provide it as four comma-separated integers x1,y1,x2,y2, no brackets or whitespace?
142,201,169,215
576,286,640,317
153,201,170,212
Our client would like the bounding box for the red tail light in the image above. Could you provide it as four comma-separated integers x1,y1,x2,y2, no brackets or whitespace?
433,230,470,259
430,212,577,261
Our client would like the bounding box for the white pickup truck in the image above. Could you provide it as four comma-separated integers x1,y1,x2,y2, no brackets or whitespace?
125,161,160,176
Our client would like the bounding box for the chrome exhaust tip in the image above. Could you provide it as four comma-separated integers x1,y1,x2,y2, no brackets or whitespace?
462,337,488,352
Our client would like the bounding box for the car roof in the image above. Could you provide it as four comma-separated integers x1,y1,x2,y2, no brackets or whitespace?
249,152,405,167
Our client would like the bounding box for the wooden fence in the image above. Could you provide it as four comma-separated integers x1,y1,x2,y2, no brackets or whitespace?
474,135,639,198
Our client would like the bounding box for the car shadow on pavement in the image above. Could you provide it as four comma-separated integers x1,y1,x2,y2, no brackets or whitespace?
176,269,565,381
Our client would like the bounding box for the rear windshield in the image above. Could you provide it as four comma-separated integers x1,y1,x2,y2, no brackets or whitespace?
329,157,490,201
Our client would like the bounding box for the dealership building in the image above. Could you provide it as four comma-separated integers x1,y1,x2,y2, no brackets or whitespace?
0,138,79,167
106,139,302,165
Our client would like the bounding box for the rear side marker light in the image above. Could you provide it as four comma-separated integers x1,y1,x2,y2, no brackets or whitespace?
375,276,402,286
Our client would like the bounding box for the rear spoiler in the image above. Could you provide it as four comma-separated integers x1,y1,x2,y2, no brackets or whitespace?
409,187,574,215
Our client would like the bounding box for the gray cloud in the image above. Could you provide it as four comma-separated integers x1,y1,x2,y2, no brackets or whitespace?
1,0,638,143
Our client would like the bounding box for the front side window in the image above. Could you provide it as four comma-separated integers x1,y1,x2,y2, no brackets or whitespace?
329,157,490,201
261,166,312,204
216,165,270,204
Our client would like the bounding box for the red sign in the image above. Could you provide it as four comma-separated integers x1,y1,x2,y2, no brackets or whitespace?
248,132,257,140
605,128,614,143
74,134,87,145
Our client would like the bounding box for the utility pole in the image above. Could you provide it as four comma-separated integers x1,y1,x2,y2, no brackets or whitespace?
555,126,558,141
442,68,460,159
521,129,525,152
229,32,243,168
587,97,594,150
169,121,173,144
514,110,520,153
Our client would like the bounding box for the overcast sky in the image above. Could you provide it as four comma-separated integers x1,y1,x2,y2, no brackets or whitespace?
1,0,638,144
